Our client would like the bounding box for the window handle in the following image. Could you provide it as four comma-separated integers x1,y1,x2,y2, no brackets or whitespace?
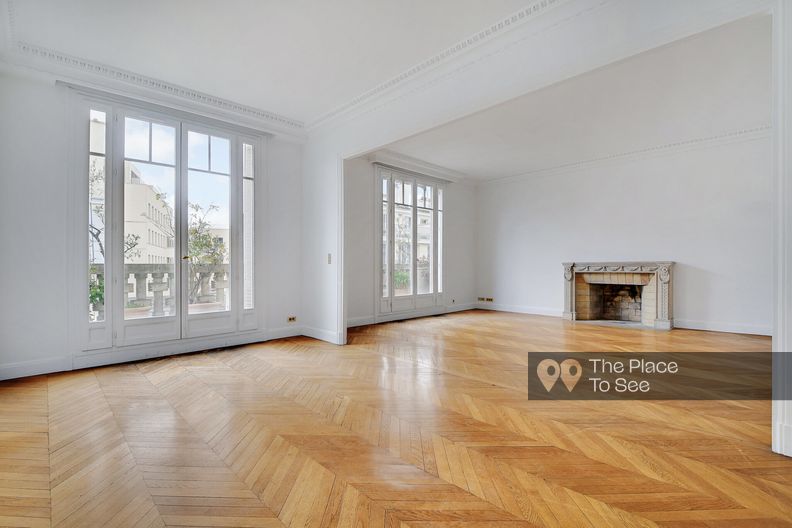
181,255,190,260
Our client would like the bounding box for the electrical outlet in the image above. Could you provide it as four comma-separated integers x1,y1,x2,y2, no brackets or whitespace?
287,316,297,323
477,297,486,302
451,299,455,304
485,297,494,303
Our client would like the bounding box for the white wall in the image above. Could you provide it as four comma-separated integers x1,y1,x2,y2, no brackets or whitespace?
476,136,774,334
265,138,303,335
343,157,477,324
344,157,376,321
0,71,72,374
0,70,304,378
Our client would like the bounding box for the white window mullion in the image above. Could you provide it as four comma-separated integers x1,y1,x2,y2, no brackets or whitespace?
433,184,438,300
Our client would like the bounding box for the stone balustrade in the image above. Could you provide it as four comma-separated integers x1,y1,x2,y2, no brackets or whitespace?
89,263,230,318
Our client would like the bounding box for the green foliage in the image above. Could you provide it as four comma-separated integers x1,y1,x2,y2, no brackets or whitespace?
393,269,410,289
89,266,104,308
188,203,226,265
187,203,227,303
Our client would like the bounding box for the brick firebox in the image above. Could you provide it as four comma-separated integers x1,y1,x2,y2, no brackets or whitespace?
562,262,674,329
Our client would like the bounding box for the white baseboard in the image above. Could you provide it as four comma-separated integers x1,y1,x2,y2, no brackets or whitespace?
347,302,478,328
0,355,72,381
72,330,272,371
268,326,303,340
476,302,564,317
302,326,342,344
446,302,478,313
473,305,771,336
674,318,772,336
777,422,792,457
347,315,375,327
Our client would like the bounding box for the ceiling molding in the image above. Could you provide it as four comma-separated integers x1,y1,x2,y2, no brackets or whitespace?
484,124,772,186
1,0,304,137
307,0,573,130
3,0,16,49
2,0,575,135
368,150,471,183
11,41,305,133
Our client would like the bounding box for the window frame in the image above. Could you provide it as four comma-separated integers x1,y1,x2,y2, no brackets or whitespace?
374,164,445,318
71,90,266,352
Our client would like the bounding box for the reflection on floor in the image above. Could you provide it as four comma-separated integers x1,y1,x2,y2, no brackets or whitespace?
2,309,788,528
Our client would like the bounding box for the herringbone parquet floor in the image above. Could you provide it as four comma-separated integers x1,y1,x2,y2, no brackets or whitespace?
1,310,789,528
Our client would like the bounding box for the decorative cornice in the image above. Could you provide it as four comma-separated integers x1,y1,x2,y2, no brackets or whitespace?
487,125,772,185
1,0,303,134
369,149,470,183
9,41,304,131
4,0,16,48
307,0,570,130
3,0,573,134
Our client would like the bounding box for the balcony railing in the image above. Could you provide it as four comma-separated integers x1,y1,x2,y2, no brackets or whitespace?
88,263,230,320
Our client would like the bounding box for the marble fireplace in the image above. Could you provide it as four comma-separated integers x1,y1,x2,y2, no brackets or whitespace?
562,262,674,329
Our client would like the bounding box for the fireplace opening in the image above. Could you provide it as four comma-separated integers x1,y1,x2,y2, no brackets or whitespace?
565,264,671,329
573,271,658,326
599,284,642,322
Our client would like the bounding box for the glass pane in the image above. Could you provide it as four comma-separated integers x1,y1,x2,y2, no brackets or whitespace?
394,180,403,205
210,136,230,174
417,185,425,208
151,123,175,165
417,209,433,295
404,182,413,206
243,178,254,310
89,110,105,154
243,142,255,310
382,202,388,298
425,186,433,209
88,152,106,322
188,131,209,170
125,118,150,161
438,188,443,211
187,170,230,314
243,143,254,179
123,161,176,319
438,210,443,293
382,178,388,202
394,204,412,296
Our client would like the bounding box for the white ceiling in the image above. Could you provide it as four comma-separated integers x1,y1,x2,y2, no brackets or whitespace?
383,15,771,182
6,0,531,125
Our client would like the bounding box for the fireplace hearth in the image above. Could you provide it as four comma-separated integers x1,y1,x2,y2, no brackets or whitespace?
562,262,673,330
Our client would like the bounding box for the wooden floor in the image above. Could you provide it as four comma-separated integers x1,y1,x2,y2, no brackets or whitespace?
1,310,789,528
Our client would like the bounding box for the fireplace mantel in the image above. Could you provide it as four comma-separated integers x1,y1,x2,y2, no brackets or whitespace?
562,261,674,330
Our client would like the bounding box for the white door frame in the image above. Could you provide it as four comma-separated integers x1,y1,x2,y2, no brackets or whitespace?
771,0,792,457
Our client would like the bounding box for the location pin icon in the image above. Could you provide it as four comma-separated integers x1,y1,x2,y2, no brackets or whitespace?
537,359,560,392
560,359,582,392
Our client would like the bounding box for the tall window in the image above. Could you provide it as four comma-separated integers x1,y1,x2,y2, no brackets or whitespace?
416,183,433,295
242,143,255,310
88,110,107,322
379,167,444,311
84,103,260,346
438,188,443,293
186,131,230,315
393,177,413,296
123,117,177,319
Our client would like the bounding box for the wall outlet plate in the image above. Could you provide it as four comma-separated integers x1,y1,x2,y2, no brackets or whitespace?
288,316,297,323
